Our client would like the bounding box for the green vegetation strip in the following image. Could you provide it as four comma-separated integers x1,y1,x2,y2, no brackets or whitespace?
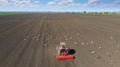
0,12,28,15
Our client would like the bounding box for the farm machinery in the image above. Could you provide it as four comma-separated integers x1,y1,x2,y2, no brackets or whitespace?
56,42,75,60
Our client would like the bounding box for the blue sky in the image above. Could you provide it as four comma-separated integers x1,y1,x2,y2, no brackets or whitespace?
0,0,120,12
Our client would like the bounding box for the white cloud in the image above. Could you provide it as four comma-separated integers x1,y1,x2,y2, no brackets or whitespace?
22,0,30,3
94,0,120,8
0,0,120,11
47,0,74,6
113,0,120,5
47,0,77,8
6,0,41,8
58,0,73,5
46,0,100,8
11,0,17,1
0,0,8,3
88,0,99,4
46,0,120,11
0,0,8,4
0,0,8,6
47,1,56,5
96,3,120,8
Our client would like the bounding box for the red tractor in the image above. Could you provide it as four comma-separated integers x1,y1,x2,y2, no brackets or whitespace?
56,42,75,60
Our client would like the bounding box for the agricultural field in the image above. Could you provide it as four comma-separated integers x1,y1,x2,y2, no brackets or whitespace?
0,13,120,67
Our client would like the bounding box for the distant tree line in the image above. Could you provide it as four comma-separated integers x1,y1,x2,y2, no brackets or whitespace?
82,11,117,15
68,11,120,15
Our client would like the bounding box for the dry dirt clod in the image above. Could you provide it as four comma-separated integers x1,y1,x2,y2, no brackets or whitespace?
99,46,102,49
69,37,72,40
33,37,35,39
115,50,119,53
87,43,89,45
90,41,94,43
24,38,26,40
90,50,95,54
36,38,39,41
77,33,79,36
44,44,47,47
116,44,120,48
110,36,113,40
106,52,112,57
81,43,84,46
74,41,77,45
